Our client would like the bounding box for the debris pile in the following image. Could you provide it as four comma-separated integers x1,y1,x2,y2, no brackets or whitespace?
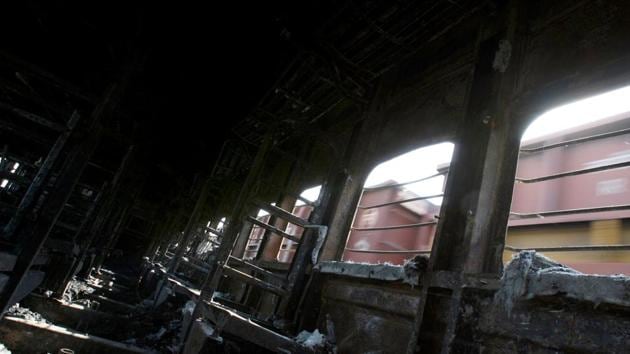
63,278,96,303
402,254,429,286
212,292,233,301
122,299,194,353
6,303,49,323
296,329,326,348
125,318,183,353
295,328,339,353
495,251,630,315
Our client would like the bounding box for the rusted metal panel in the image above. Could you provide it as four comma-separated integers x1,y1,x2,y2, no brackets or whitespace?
312,272,421,354
323,279,419,318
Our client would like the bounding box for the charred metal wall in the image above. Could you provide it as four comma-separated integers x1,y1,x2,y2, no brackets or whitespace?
304,1,630,353
454,288,630,353
316,273,420,354
320,0,630,264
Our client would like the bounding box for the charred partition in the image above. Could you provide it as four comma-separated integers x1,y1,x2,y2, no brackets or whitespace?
0,1,630,353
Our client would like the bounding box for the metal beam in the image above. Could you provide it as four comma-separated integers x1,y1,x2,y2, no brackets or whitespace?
167,176,213,274
510,204,630,219
358,194,444,210
221,265,288,296
351,221,437,232
363,171,447,191
0,101,65,132
520,127,630,153
344,248,431,254
0,84,117,315
505,244,630,252
2,111,80,239
246,216,302,244
515,160,630,183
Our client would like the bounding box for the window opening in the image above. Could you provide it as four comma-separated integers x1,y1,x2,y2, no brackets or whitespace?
507,85,630,275
342,142,454,265
278,185,322,263
195,217,226,258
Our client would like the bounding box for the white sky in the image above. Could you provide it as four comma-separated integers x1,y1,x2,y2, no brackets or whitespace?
364,142,454,205
522,85,630,141
362,84,630,205
257,185,321,217
296,185,321,206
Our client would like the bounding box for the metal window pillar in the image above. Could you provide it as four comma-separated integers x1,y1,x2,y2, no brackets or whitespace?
53,185,107,296
0,84,119,315
151,214,180,263
256,195,298,262
167,176,212,274
2,110,81,239
149,176,214,302
93,181,143,273
231,206,259,259
193,134,274,302
181,133,336,352
72,146,136,278
255,141,313,263
407,1,527,352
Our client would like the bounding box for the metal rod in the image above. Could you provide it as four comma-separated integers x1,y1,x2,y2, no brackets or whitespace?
358,193,444,210
363,171,446,191
204,226,223,237
351,220,437,231
515,160,630,183
344,248,431,254
253,200,311,228
222,265,288,296
504,244,630,252
87,161,115,174
227,256,287,283
510,204,630,219
295,194,317,207
520,127,630,153
180,257,210,273
0,51,98,104
0,101,65,132
246,216,302,243
0,119,53,145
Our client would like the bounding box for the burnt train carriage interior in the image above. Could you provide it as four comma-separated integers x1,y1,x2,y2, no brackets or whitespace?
1,1,630,353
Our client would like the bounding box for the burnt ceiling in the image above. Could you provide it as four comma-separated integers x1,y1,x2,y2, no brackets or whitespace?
0,0,489,199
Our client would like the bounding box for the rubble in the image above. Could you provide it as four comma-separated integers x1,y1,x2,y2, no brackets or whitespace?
121,298,194,353
495,251,630,315
402,254,429,286
295,329,326,349
198,320,222,343
6,303,49,323
315,256,429,286
211,292,233,301
63,278,96,303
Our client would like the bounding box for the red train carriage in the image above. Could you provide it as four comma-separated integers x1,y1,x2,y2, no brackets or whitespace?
342,114,630,274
